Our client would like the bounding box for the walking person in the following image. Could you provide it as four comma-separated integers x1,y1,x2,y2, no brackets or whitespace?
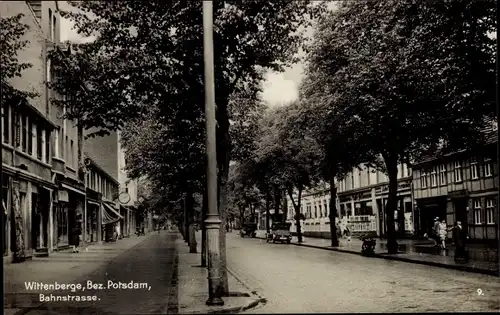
438,219,450,249
344,223,351,242
432,217,440,246
452,221,469,262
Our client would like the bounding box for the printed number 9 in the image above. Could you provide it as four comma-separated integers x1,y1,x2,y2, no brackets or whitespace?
477,289,484,296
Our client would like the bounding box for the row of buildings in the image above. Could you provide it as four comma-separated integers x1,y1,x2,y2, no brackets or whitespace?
280,129,498,243
2,1,150,264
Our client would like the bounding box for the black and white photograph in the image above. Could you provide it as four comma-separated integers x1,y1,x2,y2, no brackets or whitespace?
1,0,499,314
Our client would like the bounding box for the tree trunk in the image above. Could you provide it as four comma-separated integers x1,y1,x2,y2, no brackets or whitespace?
265,191,271,233
201,185,208,267
218,173,229,295
273,185,280,221
382,152,399,254
187,190,197,253
183,197,189,244
239,207,244,228
288,186,303,243
329,175,339,247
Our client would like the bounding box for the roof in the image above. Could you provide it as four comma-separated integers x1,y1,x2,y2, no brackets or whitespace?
413,125,498,166
84,153,119,185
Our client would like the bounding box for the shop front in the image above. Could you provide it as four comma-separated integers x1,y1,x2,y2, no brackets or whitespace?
102,201,123,242
85,188,102,243
376,178,413,237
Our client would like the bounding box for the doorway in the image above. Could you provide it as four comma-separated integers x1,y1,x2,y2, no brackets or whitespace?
454,198,468,230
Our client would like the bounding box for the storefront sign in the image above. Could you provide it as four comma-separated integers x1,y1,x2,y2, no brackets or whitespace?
58,190,69,203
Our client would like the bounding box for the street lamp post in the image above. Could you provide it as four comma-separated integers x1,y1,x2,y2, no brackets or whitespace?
202,0,224,306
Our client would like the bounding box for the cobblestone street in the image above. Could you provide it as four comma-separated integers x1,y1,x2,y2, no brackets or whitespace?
225,232,500,313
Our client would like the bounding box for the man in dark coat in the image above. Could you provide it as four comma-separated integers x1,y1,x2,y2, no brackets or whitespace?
452,221,468,262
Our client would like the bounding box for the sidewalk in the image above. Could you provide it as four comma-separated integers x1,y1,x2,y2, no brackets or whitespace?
176,236,265,314
4,232,156,315
255,230,499,276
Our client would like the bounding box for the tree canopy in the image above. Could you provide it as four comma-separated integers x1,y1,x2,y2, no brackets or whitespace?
1,14,38,108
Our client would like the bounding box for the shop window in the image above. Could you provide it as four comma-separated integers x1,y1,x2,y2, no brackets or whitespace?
484,157,492,177
454,161,462,183
439,164,446,185
473,199,482,224
486,199,495,225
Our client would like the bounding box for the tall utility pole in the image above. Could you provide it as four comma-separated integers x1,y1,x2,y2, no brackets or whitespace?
202,0,224,306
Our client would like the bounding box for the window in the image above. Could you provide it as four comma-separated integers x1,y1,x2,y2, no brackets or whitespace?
439,164,446,185
470,158,479,179
65,135,68,162
46,58,51,82
351,173,354,189
54,129,59,158
430,167,437,187
12,112,19,147
37,125,43,160
29,121,34,156
2,104,9,144
454,161,462,182
473,199,482,224
484,157,492,177
49,9,53,40
45,130,50,162
53,16,56,42
486,199,495,224
324,200,328,217
70,140,74,167
420,170,427,188
21,115,27,152
314,205,317,218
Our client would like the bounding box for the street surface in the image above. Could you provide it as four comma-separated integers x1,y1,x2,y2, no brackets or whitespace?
226,232,500,313
6,232,178,315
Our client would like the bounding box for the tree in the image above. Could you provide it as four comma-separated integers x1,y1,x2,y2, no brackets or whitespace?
307,0,496,253
1,14,38,108
253,103,323,243
49,1,324,295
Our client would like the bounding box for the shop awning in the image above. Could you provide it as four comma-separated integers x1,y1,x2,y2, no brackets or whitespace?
87,200,100,206
102,202,124,225
61,183,86,196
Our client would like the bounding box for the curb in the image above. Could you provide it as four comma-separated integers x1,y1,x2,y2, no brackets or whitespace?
255,236,498,277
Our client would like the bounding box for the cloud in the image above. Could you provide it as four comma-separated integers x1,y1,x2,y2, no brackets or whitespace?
260,64,305,107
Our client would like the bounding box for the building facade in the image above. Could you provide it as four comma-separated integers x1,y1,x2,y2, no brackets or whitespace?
117,130,138,237
2,1,60,262
2,1,136,263
84,155,121,243
286,162,413,238
412,134,498,242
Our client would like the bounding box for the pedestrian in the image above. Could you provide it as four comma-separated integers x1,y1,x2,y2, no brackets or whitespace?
344,223,351,242
452,221,469,262
71,225,81,253
438,219,449,249
432,217,440,246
